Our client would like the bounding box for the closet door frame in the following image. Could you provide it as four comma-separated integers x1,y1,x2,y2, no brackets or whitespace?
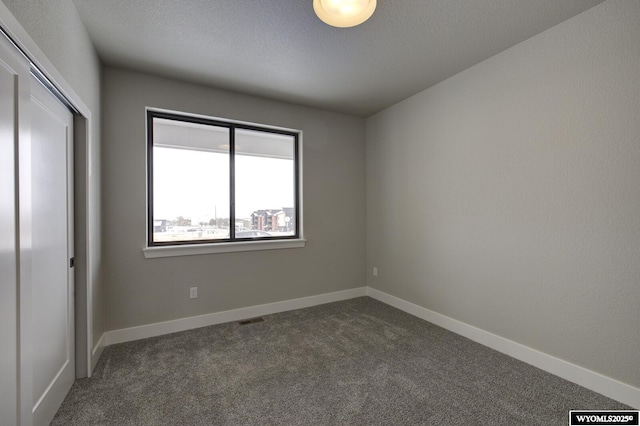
0,27,30,426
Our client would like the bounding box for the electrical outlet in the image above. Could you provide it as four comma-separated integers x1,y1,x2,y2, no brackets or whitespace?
189,287,198,299
373,267,378,277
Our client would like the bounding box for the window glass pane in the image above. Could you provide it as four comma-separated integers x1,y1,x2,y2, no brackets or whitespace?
234,129,296,238
152,118,230,243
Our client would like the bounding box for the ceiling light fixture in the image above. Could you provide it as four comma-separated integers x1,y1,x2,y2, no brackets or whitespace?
313,0,377,28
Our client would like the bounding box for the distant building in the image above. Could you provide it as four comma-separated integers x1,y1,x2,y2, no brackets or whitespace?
251,208,295,232
153,219,168,233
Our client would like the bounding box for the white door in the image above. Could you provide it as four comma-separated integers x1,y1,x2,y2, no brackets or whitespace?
30,75,75,426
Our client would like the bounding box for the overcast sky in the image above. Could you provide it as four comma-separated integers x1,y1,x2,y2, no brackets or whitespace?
153,147,295,223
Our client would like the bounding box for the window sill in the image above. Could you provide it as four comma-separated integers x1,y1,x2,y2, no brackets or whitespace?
143,238,306,258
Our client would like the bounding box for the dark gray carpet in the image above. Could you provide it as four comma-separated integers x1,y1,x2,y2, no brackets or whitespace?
52,297,629,425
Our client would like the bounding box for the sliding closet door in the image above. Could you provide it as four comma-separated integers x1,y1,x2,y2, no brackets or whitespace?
30,75,75,426
0,33,29,426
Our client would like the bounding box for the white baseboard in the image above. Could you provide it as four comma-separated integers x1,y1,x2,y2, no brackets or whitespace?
103,287,367,346
99,285,638,408
366,287,640,409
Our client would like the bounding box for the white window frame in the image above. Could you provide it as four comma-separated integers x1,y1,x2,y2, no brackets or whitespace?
143,108,305,258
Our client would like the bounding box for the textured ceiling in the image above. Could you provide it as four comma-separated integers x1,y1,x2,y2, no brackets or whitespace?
71,0,604,117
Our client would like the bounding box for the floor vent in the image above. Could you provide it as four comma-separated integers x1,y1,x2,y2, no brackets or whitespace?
238,317,265,325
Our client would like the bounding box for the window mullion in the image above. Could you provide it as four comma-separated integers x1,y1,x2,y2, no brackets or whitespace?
229,127,236,240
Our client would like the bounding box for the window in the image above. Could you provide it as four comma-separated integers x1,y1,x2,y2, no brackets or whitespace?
146,110,301,253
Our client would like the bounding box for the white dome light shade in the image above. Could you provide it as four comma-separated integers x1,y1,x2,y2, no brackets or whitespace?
313,0,377,28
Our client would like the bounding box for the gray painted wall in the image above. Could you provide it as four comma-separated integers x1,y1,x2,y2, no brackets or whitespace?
102,67,365,331
2,0,104,367
366,0,640,389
